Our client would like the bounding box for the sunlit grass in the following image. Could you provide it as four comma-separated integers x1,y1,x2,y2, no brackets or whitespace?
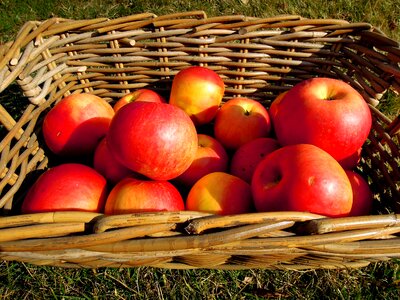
1,261,399,299
0,0,399,42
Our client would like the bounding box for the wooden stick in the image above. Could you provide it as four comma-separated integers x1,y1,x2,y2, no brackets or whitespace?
94,211,210,233
0,211,102,229
299,214,400,234
84,221,295,253
185,211,324,234
0,223,176,251
0,222,86,242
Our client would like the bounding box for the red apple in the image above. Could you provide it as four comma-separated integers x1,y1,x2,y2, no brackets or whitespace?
21,163,108,213
42,93,115,157
251,144,353,217
104,177,185,214
269,91,288,123
338,147,362,170
346,170,373,216
273,77,372,162
93,137,135,184
113,89,165,113
214,97,272,150
169,66,225,125
186,172,253,215
107,101,198,181
175,134,229,187
230,137,280,183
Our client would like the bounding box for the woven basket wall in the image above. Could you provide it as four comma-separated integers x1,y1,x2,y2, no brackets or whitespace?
0,11,399,270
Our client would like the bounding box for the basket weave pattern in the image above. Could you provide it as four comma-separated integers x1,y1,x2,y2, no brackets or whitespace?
0,11,399,269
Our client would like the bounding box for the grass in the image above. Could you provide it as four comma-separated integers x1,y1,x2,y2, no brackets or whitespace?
1,260,399,299
0,0,399,43
0,0,399,299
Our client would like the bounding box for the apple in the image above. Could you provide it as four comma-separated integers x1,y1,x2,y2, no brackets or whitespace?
175,134,229,187
273,77,372,162
93,137,135,184
169,66,225,125
104,177,185,214
346,170,373,216
269,91,288,123
338,147,362,170
230,137,280,183
113,89,165,113
42,93,115,157
186,172,253,215
21,163,108,213
106,101,198,181
251,144,353,217
214,97,272,150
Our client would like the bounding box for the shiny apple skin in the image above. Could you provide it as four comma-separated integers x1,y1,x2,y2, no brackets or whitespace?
175,134,229,187
346,170,373,216
42,93,115,157
338,147,362,170
107,102,198,181
251,144,353,217
93,137,134,184
104,177,185,214
269,91,288,126
113,89,165,113
186,172,253,215
21,163,108,213
273,78,372,162
214,97,272,150
230,137,280,183
169,66,225,126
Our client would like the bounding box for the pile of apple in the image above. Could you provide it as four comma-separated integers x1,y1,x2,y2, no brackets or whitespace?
21,66,374,218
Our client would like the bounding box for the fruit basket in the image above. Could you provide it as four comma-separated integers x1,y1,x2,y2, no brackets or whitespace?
0,11,399,269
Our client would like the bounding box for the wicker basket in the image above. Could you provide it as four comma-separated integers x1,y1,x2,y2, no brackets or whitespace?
0,11,399,270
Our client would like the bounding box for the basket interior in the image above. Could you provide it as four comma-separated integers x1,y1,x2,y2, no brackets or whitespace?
0,11,399,215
